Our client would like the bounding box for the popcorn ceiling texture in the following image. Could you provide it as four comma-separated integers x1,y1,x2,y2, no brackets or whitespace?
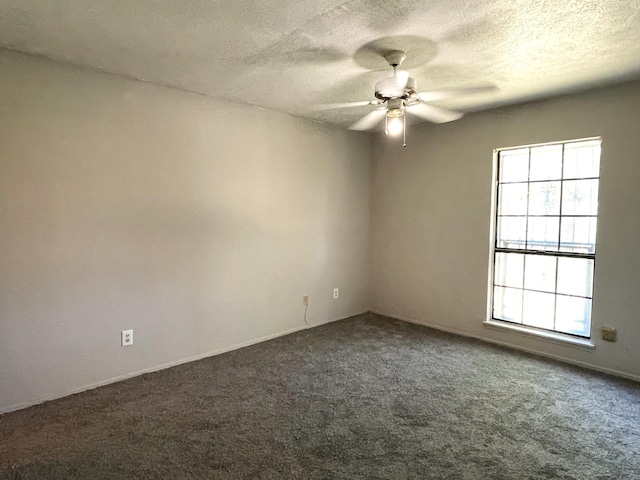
1,0,640,128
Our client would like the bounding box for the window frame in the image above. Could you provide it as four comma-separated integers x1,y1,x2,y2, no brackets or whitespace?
486,137,601,342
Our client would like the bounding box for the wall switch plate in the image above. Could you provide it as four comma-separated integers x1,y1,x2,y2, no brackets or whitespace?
303,295,309,306
333,288,339,299
121,329,133,347
601,326,616,342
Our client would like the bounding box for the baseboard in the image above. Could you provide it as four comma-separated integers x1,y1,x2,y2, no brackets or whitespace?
0,310,367,416
322,310,371,327
369,309,640,384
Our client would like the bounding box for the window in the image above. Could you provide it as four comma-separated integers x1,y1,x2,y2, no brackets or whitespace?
490,138,601,338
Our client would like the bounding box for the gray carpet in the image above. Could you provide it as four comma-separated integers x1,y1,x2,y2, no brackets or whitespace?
1,313,639,479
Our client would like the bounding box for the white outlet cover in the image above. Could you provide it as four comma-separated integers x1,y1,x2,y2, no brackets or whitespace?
333,288,339,299
121,329,133,347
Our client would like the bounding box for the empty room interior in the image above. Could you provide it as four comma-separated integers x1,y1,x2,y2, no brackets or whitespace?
1,1,640,478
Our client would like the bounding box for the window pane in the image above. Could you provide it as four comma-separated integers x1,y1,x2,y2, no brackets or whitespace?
524,255,557,293
494,286,523,323
562,179,599,216
499,149,529,182
495,252,524,288
555,296,591,337
526,217,559,251
498,183,528,216
523,291,555,330
528,181,560,215
563,141,600,179
560,217,597,254
493,139,600,339
530,145,562,181
557,257,594,298
496,217,526,249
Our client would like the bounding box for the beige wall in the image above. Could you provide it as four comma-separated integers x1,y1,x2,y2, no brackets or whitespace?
371,81,640,380
0,50,372,413
2,48,639,414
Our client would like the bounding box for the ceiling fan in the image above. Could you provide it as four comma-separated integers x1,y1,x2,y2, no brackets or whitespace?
315,50,496,146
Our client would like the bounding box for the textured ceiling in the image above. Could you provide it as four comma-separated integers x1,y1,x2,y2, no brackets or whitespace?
2,0,640,129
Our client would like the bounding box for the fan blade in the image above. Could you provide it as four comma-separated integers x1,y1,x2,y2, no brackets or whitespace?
417,85,498,102
349,109,387,131
406,103,463,124
312,100,379,111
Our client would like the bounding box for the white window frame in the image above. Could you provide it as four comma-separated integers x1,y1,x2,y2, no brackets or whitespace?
485,137,601,346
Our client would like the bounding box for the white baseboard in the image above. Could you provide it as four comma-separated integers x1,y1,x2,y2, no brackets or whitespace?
369,309,640,384
16,307,630,415
0,324,298,415
1,310,367,416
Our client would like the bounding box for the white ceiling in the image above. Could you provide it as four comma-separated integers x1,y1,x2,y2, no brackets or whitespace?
2,0,640,129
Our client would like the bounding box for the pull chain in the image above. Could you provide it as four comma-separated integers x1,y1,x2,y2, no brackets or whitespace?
403,113,407,147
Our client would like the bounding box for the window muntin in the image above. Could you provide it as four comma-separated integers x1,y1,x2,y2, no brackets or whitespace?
491,139,600,338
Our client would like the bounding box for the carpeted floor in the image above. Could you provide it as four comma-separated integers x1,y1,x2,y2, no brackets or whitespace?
1,313,639,479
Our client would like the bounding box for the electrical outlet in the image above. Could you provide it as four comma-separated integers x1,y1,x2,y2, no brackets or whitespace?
601,326,616,342
303,295,309,306
333,288,339,299
121,329,133,347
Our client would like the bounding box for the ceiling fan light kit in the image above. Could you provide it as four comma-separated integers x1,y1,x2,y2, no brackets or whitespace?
314,48,497,147
384,98,407,146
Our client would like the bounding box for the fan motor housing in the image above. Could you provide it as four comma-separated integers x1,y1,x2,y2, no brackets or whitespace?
375,76,417,100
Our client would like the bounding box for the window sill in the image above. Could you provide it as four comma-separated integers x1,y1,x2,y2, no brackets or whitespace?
483,319,595,350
